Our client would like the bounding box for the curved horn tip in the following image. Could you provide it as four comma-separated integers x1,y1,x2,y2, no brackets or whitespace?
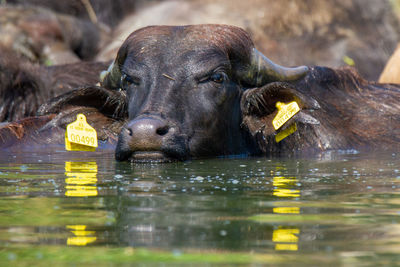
99,70,108,83
290,65,309,80
251,48,310,83
99,60,114,84
100,60,122,89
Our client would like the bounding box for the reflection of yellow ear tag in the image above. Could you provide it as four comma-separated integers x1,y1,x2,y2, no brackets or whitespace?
272,101,300,130
65,114,98,151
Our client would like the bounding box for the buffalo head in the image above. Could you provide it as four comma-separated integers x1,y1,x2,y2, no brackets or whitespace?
101,25,309,162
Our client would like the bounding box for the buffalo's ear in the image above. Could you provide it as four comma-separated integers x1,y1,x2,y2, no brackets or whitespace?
240,82,320,136
37,86,128,141
37,85,128,119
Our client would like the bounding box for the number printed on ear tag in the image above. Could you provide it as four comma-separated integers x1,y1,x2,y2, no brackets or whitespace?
65,114,98,151
272,101,300,130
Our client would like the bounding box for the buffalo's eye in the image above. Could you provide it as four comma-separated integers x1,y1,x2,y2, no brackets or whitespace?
121,73,140,89
198,71,227,84
210,73,224,83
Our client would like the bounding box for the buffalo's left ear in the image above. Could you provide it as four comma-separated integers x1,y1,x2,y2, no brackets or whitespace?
240,82,320,136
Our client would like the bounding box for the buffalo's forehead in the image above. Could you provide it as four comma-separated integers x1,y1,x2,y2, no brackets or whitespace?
123,25,253,68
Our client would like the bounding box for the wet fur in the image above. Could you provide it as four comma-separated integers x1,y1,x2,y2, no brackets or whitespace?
0,85,128,150
242,66,400,154
2,24,400,158
8,0,138,27
0,48,108,122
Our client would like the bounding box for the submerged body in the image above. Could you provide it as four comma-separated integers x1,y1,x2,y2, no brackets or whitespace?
1,25,400,161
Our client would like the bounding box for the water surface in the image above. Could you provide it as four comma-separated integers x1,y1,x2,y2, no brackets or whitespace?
0,149,399,266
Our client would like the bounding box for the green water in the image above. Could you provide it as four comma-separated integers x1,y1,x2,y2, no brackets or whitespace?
0,149,400,266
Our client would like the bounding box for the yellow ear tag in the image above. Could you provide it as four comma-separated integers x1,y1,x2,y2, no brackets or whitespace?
65,114,98,151
275,123,297,143
272,101,300,130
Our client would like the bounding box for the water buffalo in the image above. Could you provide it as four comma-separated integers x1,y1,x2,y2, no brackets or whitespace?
7,0,138,27
0,47,108,122
0,4,105,65
98,25,400,161
2,24,400,162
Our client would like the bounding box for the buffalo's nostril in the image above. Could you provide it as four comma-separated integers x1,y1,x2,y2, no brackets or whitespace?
156,126,169,136
127,128,133,136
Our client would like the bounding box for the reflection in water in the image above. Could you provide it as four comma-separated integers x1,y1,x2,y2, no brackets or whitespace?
65,162,98,246
273,207,300,214
272,174,300,251
272,228,300,251
66,225,97,246
65,161,98,197
273,176,300,198
1,150,400,265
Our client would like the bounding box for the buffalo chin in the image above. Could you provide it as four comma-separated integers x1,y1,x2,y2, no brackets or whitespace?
115,141,189,162
128,151,177,163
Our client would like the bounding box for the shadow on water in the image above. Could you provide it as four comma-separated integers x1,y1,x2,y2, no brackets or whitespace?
0,149,400,265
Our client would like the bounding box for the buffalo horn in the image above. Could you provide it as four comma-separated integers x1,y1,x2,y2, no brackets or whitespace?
242,48,309,86
100,60,122,89
100,46,128,90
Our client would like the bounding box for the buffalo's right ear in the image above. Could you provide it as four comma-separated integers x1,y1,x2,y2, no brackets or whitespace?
38,86,128,119
37,86,128,142
240,82,320,137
